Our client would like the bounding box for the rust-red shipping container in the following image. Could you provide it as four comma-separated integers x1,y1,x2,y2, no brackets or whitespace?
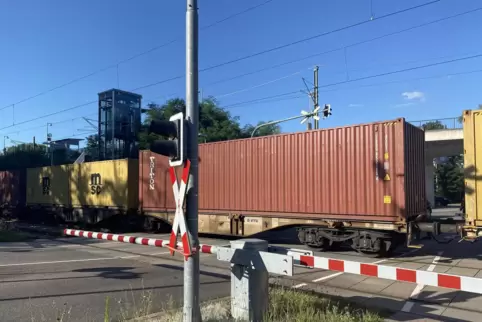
139,118,426,237
0,169,26,207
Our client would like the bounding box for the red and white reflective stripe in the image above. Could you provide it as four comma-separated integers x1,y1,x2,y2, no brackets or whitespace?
298,255,482,295
169,160,192,259
63,229,217,254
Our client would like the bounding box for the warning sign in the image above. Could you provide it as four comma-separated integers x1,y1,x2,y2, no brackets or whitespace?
384,174,391,181
384,196,392,204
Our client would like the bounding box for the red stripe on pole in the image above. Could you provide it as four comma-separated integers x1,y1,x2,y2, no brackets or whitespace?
119,236,126,242
360,263,378,277
87,232,93,238
79,231,84,237
106,234,113,241
141,238,149,245
63,229,68,235
328,259,344,272
169,167,176,185
169,231,176,255
300,255,315,267
396,268,417,283
127,236,134,243
181,160,191,184
201,245,212,254
438,274,461,290
155,239,164,247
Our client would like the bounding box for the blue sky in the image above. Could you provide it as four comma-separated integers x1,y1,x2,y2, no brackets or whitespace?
0,0,481,149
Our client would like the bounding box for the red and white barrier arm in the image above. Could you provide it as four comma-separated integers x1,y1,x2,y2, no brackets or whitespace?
297,254,482,295
63,229,217,255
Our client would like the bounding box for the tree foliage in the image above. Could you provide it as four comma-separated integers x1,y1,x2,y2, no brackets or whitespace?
139,96,280,149
0,144,50,170
421,120,446,130
435,155,464,202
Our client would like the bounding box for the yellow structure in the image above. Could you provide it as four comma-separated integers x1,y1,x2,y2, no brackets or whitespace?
70,159,139,209
26,165,71,206
463,109,482,237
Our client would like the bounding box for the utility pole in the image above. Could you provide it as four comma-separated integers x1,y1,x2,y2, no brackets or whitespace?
185,0,201,321
313,66,319,129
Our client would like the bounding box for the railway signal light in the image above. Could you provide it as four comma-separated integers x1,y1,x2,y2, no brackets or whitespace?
322,104,332,119
149,112,187,167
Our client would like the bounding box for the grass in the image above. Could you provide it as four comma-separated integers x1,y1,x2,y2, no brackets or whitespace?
24,283,384,322
131,286,383,322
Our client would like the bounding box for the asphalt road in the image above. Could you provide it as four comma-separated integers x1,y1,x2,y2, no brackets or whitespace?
0,238,230,322
3,212,482,322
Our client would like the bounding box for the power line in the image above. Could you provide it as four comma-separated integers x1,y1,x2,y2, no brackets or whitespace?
202,6,482,89
0,0,274,112
199,0,441,73
318,53,482,89
130,0,456,95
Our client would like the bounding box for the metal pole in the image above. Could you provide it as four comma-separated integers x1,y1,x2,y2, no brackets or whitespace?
251,114,312,137
185,0,201,321
313,66,319,130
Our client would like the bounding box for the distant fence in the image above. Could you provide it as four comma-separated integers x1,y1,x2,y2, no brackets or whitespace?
408,117,462,130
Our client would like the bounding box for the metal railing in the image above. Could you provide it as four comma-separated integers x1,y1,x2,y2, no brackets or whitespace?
408,117,463,130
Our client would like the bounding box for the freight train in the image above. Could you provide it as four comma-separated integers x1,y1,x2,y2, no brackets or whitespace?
0,112,480,257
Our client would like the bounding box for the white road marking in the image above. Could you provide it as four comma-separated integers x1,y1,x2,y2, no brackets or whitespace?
293,283,307,288
312,272,343,282
0,255,140,267
401,251,443,313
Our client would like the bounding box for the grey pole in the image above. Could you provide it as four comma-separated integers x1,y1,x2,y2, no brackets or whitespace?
251,114,314,138
185,0,201,321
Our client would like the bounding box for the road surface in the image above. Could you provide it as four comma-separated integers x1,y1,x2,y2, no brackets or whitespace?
0,237,230,322
2,220,482,321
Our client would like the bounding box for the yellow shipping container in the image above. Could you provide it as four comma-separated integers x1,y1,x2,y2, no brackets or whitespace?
463,109,482,228
70,158,139,209
26,165,72,206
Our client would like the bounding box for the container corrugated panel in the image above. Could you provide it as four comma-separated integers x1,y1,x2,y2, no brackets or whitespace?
70,159,139,209
26,165,71,206
139,151,176,211
463,109,482,225
0,169,26,206
140,118,426,223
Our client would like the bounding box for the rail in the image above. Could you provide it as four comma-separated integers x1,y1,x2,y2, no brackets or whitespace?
408,117,462,130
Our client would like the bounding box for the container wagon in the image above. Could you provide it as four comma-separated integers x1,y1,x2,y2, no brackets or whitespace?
462,109,482,239
25,159,139,225
0,169,26,217
139,118,429,255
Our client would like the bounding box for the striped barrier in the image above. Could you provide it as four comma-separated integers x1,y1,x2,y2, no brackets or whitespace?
63,229,217,255
297,254,482,295
63,229,482,295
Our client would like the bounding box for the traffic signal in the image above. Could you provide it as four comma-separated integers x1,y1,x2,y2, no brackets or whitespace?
322,104,332,119
149,112,187,167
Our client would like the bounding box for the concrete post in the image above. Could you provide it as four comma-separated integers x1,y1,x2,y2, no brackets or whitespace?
230,239,269,322
425,156,435,207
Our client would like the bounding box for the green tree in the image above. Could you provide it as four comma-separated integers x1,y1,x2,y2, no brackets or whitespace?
139,97,280,149
241,121,282,138
83,134,100,159
0,143,50,170
435,155,464,202
421,120,446,130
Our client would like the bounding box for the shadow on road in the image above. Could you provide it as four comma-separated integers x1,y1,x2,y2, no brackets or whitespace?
72,266,142,280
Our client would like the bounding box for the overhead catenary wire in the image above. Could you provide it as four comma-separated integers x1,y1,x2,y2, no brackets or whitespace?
0,0,274,112
131,3,478,99
3,50,482,133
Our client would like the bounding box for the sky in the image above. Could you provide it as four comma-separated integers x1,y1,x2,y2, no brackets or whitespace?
0,0,481,149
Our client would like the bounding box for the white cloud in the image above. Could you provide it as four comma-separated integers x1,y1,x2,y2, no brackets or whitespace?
348,103,364,107
402,91,425,101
